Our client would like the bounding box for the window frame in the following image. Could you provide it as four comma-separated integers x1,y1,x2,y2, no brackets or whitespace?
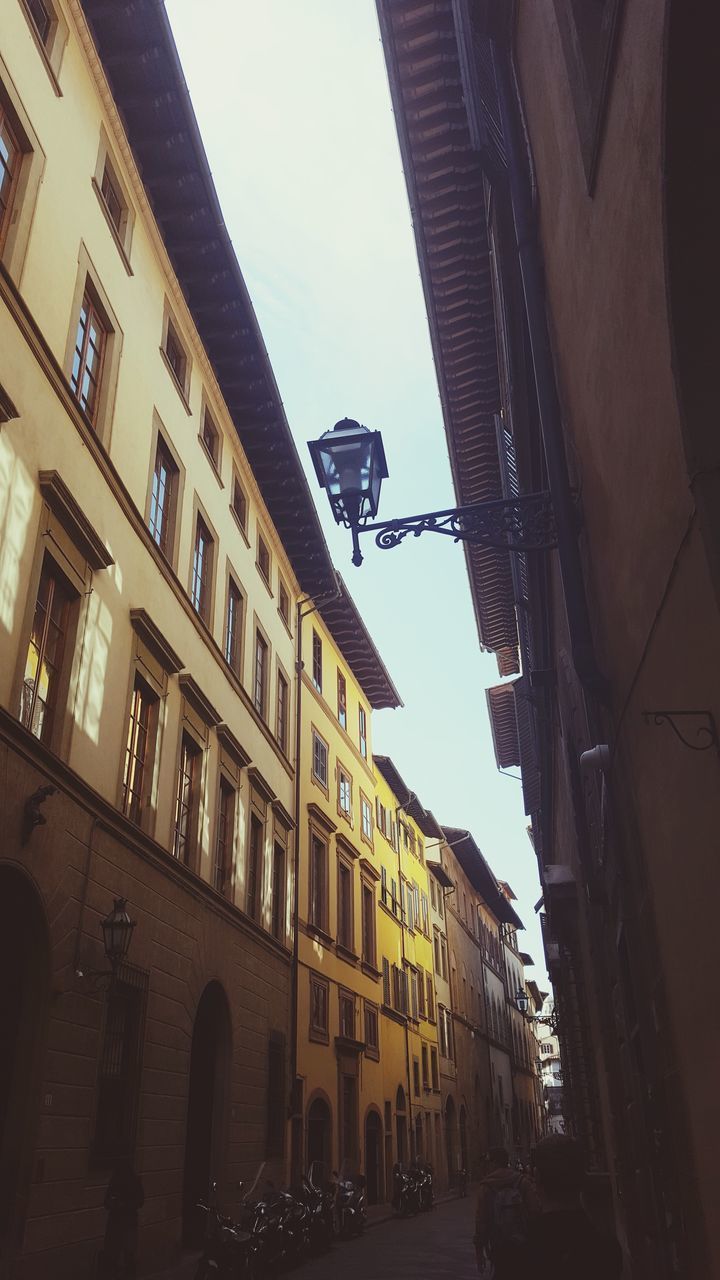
64,248,123,445
19,550,78,750
361,879,376,968
213,774,237,898
309,970,329,1043
223,570,245,680
230,470,249,540
337,764,352,823
271,836,286,941
121,674,158,829
360,791,373,846
199,401,222,478
338,988,356,1040
91,131,134,269
172,730,203,869
275,663,290,755
160,304,191,408
277,575,291,633
147,424,181,565
246,808,264,923
311,629,322,693
256,528,272,591
0,64,46,281
552,0,625,189
311,727,329,794
358,704,368,759
337,669,347,730
336,855,354,953
364,1000,379,1061
190,507,216,626
308,828,329,934
252,623,270,720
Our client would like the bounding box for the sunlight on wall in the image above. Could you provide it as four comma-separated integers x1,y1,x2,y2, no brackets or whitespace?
0,436,33,635
73,591,113,744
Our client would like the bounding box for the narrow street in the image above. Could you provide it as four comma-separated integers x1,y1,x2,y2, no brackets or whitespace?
295,1197,477,1280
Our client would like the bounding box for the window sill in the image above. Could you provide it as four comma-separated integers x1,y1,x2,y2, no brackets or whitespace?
159,347,191,414
309,1028,330,1046
336,943,359,967
306,922,333,948
379,899,402,927
364,1048,380,1063
278,606,293,640
229,504,250,546
91,179,133,276
310,772,329,801
256,563,274,598
198,434,224,487
361,960,381,982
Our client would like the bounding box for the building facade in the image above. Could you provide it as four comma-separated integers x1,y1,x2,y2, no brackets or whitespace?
294,602,400,1197
377,0,720,1274
0,2,383,1275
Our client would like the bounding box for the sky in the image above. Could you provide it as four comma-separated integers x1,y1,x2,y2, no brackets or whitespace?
165,0,548,986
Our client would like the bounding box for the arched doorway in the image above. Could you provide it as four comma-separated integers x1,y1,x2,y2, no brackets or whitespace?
0,868,49,1272
182,982,231,1248
307,1096,332,1185
364,1110,383,1205
445,1096,456,1185
459,1104,468,1174
395,1086,407,1165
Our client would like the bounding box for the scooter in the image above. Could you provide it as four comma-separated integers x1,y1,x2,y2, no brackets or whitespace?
392,1163,420,1217
194,1181,254,1279
417,1161,434,1212
333,1167,367,1238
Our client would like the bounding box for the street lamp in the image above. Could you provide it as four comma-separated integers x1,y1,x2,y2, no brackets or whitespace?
307,421,558,567
514,987,529,1015
308,419,388,566
101,897,136,970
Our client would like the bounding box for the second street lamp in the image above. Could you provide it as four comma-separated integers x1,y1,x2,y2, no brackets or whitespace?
308,420,558,567
515,987,529,1015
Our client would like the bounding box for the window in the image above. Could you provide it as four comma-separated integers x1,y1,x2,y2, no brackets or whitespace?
201,407,219,468
430,878,437,910
100,160,124,237
309,833,327,930
311,729,328,788
121,677,156,826
421,892,429,936
224,578,243,676
430,1046,439,1090
404,883,413,931
438,889,444,920
70,290,106,424
417,969,426,1018
410,969,419,1020
553,0,623,184
20,555,74,744
173,733,201,865
426,972,434,1021
253,630,268,718
338,767,352,819
360,794,373,842
391,878,400,918
246,812,263,921
413,883,421,930
358,705,367,758
339,991,355,1039
380,865,389,907
312,629,322,692
542,1042,553,1055
382,957,391,1007
361,882,375,966
148,434,177,558
0,107,21,253
445,1008,454,1059
231,475,247,533
441,938,448,980
266,1033,285,1157
213,778,236,897
392,965,408,1016
94,967,147,1158
413,1058,420,1098
257,532,271,586
271,841,285,940
337,860,353,950
164,317,187,390
191,515,213,622
421,1045,429,1089
337,671,347,729
278,578,290,628
438,1008,447,1058
309,972,329,1040
24,0,53,45
364,1002,379,1059
276,670,289,754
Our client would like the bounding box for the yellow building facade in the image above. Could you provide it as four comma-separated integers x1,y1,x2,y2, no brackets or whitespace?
372,757,443,1190
294,601,400,1202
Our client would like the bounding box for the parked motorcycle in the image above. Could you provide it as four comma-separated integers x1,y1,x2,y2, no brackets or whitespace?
194,1181,254,1279
333,1167,367,1238
297,1167,334,1254
416,1161,434,1212
392,1163,420,1217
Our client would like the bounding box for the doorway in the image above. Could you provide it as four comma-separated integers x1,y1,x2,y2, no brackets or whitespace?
307,1096,332,1185
445,1096,456,1185
0,868,49,1271
395,1086,407,1165
365,1110,383,1204
182,982,231,1248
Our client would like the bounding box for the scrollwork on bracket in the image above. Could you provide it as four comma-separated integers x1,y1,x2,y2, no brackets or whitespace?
366,492,557,556
642,710,720,756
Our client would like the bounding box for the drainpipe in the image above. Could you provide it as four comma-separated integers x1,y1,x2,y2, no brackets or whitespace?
289,582,341,1183
490,45,607,702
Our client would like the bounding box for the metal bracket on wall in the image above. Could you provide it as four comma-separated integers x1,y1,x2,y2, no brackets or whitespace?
642,710,720,756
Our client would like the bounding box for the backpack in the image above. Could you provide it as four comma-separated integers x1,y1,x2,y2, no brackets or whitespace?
489,1175,528,1250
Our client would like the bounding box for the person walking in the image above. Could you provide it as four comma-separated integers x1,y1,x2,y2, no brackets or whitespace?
100,1159,144,1279
474,1146,537,1278
525,1135,623,1279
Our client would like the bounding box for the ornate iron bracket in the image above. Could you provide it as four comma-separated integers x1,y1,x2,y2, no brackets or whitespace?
642,710,720,756
21,783,57,845
351,491,556,565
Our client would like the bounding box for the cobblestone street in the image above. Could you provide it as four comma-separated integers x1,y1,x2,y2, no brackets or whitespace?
296,1196,476,1280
